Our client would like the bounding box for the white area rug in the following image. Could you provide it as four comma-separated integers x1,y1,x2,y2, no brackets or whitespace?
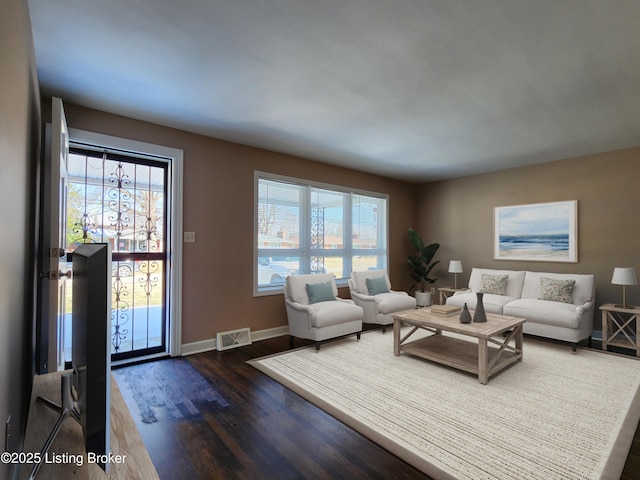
249,330,640,480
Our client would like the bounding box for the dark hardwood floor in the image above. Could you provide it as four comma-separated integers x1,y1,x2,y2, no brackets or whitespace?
113,330,640,480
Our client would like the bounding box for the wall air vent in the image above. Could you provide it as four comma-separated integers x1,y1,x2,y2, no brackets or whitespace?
216,327,252,351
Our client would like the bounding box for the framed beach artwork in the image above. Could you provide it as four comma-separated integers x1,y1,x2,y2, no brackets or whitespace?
494,200,577,262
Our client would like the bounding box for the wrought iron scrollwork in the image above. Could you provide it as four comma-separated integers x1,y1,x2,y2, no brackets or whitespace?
67,150,167,357
138,216,158,252
111,262,131,353
71,212,97,244
139,261,159,297
107,162,132,242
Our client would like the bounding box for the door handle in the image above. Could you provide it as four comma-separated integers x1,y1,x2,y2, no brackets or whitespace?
40,270,72,280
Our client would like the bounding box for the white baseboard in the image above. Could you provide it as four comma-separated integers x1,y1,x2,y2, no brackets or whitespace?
251,325,290,342
181,325,289,356
181,338,217,356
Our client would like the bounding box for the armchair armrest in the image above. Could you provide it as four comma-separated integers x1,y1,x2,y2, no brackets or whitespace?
285,298,311,313
350,291,376,303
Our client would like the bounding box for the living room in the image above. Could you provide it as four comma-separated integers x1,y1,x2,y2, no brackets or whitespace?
45,102,640,346
3,1,640,479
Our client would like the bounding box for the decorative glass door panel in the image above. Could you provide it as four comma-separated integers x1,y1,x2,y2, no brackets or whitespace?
65,148,168,361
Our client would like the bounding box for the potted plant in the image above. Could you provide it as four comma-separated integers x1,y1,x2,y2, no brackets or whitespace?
406,228,440,306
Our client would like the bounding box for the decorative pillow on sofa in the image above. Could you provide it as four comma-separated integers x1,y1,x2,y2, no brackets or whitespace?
366,276,390,296
481,274,508,295
539,277,575,303
306,281,336,304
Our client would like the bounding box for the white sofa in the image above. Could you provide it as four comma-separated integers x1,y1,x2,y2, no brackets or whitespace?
446,268,595,352
348,270,417,332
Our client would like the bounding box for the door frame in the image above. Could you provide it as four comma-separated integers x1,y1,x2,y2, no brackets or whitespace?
67,128,184,359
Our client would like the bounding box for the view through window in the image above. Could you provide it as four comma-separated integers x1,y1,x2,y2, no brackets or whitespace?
255,173,388,294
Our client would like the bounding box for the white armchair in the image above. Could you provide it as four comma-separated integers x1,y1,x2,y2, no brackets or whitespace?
349,270,417,332
284,273,363,351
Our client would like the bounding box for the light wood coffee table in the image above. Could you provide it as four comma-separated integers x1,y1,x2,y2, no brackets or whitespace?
393,308,525,384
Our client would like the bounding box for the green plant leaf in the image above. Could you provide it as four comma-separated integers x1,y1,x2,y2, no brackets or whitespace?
420,243,440,264
408,228,424,253
406,228,440,288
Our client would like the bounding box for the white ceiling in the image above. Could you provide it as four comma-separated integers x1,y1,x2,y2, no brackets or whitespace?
28,0,640,183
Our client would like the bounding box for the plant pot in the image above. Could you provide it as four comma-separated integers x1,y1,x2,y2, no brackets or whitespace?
415,291,432,307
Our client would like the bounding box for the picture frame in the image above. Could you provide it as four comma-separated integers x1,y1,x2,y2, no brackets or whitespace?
494,200,577,263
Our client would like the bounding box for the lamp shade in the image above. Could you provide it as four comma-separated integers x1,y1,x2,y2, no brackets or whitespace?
611,267,638,286
448,260,463,274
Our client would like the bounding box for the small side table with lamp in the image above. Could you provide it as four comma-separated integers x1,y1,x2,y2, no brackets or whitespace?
601,267,639,356
438,260,469,304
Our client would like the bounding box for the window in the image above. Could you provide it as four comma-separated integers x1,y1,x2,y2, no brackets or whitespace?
255,172,388,295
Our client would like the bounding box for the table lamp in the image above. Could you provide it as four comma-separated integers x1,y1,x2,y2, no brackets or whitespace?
611,267,637,309
448,260,463,289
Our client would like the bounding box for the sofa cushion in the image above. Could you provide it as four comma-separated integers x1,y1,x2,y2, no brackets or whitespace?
503,299,583,329
539,277,575,304
521,271,594,305
468,268,526,299
306,280,337,304
374,292,416,314
366,276,390,296
352,270,391,295
481,273,508,295
287,273,337,305
446,291,516,315
307,300,363,328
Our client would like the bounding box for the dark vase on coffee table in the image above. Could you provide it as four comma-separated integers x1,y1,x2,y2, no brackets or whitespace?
459,303,472,324
473,292,487,323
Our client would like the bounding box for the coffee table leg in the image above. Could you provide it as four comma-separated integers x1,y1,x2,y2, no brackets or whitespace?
478,338,488,384
393,318,400,356
515,325,523,360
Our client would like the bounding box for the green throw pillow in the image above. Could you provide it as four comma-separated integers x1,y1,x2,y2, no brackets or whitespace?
366,276,389,295
539,277,575,304
306,281,336,304
481,273,508,295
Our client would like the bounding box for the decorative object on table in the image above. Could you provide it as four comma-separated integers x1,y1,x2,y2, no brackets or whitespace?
611,267,638,309
459,303,472,324
494,200,577,263
473,291,487,323
448,260,463,289
406,228,440,307
430,304,462,318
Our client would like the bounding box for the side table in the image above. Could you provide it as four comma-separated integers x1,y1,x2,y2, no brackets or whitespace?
600,303,640,357
438,287,470,305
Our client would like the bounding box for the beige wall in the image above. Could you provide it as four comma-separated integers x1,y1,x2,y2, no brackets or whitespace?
49,103,418,344
416,149,640,330
1,0,41,476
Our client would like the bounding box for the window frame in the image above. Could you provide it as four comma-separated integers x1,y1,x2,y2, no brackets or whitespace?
253,171,389,296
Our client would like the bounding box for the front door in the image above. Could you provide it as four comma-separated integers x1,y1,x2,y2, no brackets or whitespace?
37,98,181,369
65,148,170,361
37,97,70,373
